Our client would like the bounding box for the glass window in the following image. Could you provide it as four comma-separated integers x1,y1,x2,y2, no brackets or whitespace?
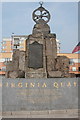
69,59,74,65
1,51,6,53
72,67,76,71
14,38,19,45
1,66,6,71
5,58,10,62
3,41,6,44
20,40,23,44
20,46,24,48
2,46,6,49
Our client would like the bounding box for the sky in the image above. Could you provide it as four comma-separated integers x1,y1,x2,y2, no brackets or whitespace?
1,2,78,53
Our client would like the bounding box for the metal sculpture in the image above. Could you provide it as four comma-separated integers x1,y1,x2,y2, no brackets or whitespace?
32,2,50,24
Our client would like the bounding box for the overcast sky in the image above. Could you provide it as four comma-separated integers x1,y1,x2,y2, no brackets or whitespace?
1,2,78,53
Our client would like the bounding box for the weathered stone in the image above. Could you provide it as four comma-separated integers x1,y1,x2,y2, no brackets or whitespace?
6,3,75,78
48,71,63,78
8,70,25,78
46,57,56,71
19,51,25,71
33,23,50,35
6,60,19,78
6,61,14,71
12,61,19,70
55,56,71,77
12,49,20,61
9,71,18,78
6,49,26,78
18,70,25,78
46,38,57,58
25,72,47,78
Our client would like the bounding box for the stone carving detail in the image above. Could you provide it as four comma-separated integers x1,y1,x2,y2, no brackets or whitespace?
28,41,43,69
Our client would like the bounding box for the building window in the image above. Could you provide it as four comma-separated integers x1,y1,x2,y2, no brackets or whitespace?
2,41,6,44
2,46,6,49
10,51,13,52
78,67,80,71
5,58,10,62
20,46,24,48
1,66,6,71
72,67,76,71
1,51,6,53
13,46,17,49
20,40,23,44
69,59,74,65
14,38,20,45
20,37,25,41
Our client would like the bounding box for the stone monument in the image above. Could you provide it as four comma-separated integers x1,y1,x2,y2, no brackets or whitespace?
3,3,78,118
6,2,75,78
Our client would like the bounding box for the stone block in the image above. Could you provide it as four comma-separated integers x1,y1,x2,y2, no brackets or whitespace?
8,70,25,78
19,51,25,71
18,70,25,78
25,72,47,78
46,38,57,58
6,61,14,71
33,23,50,35
12,49,20,61
13,60,19,70
56,56,69,71
48,71,63,78
9,71,19,78
46,57,56,71
6,61,19,71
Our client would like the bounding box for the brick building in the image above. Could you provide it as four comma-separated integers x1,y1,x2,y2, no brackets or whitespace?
0,38,12,75
58,53,80,77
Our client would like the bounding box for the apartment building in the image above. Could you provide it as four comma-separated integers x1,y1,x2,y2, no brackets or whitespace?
58,53,80,77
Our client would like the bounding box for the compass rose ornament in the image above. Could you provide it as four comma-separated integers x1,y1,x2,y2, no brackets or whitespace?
32,2,50,24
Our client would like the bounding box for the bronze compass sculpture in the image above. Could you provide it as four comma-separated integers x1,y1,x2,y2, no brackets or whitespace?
32,2,50,24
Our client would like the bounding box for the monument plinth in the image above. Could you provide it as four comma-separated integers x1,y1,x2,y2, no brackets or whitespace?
6,3,75,78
